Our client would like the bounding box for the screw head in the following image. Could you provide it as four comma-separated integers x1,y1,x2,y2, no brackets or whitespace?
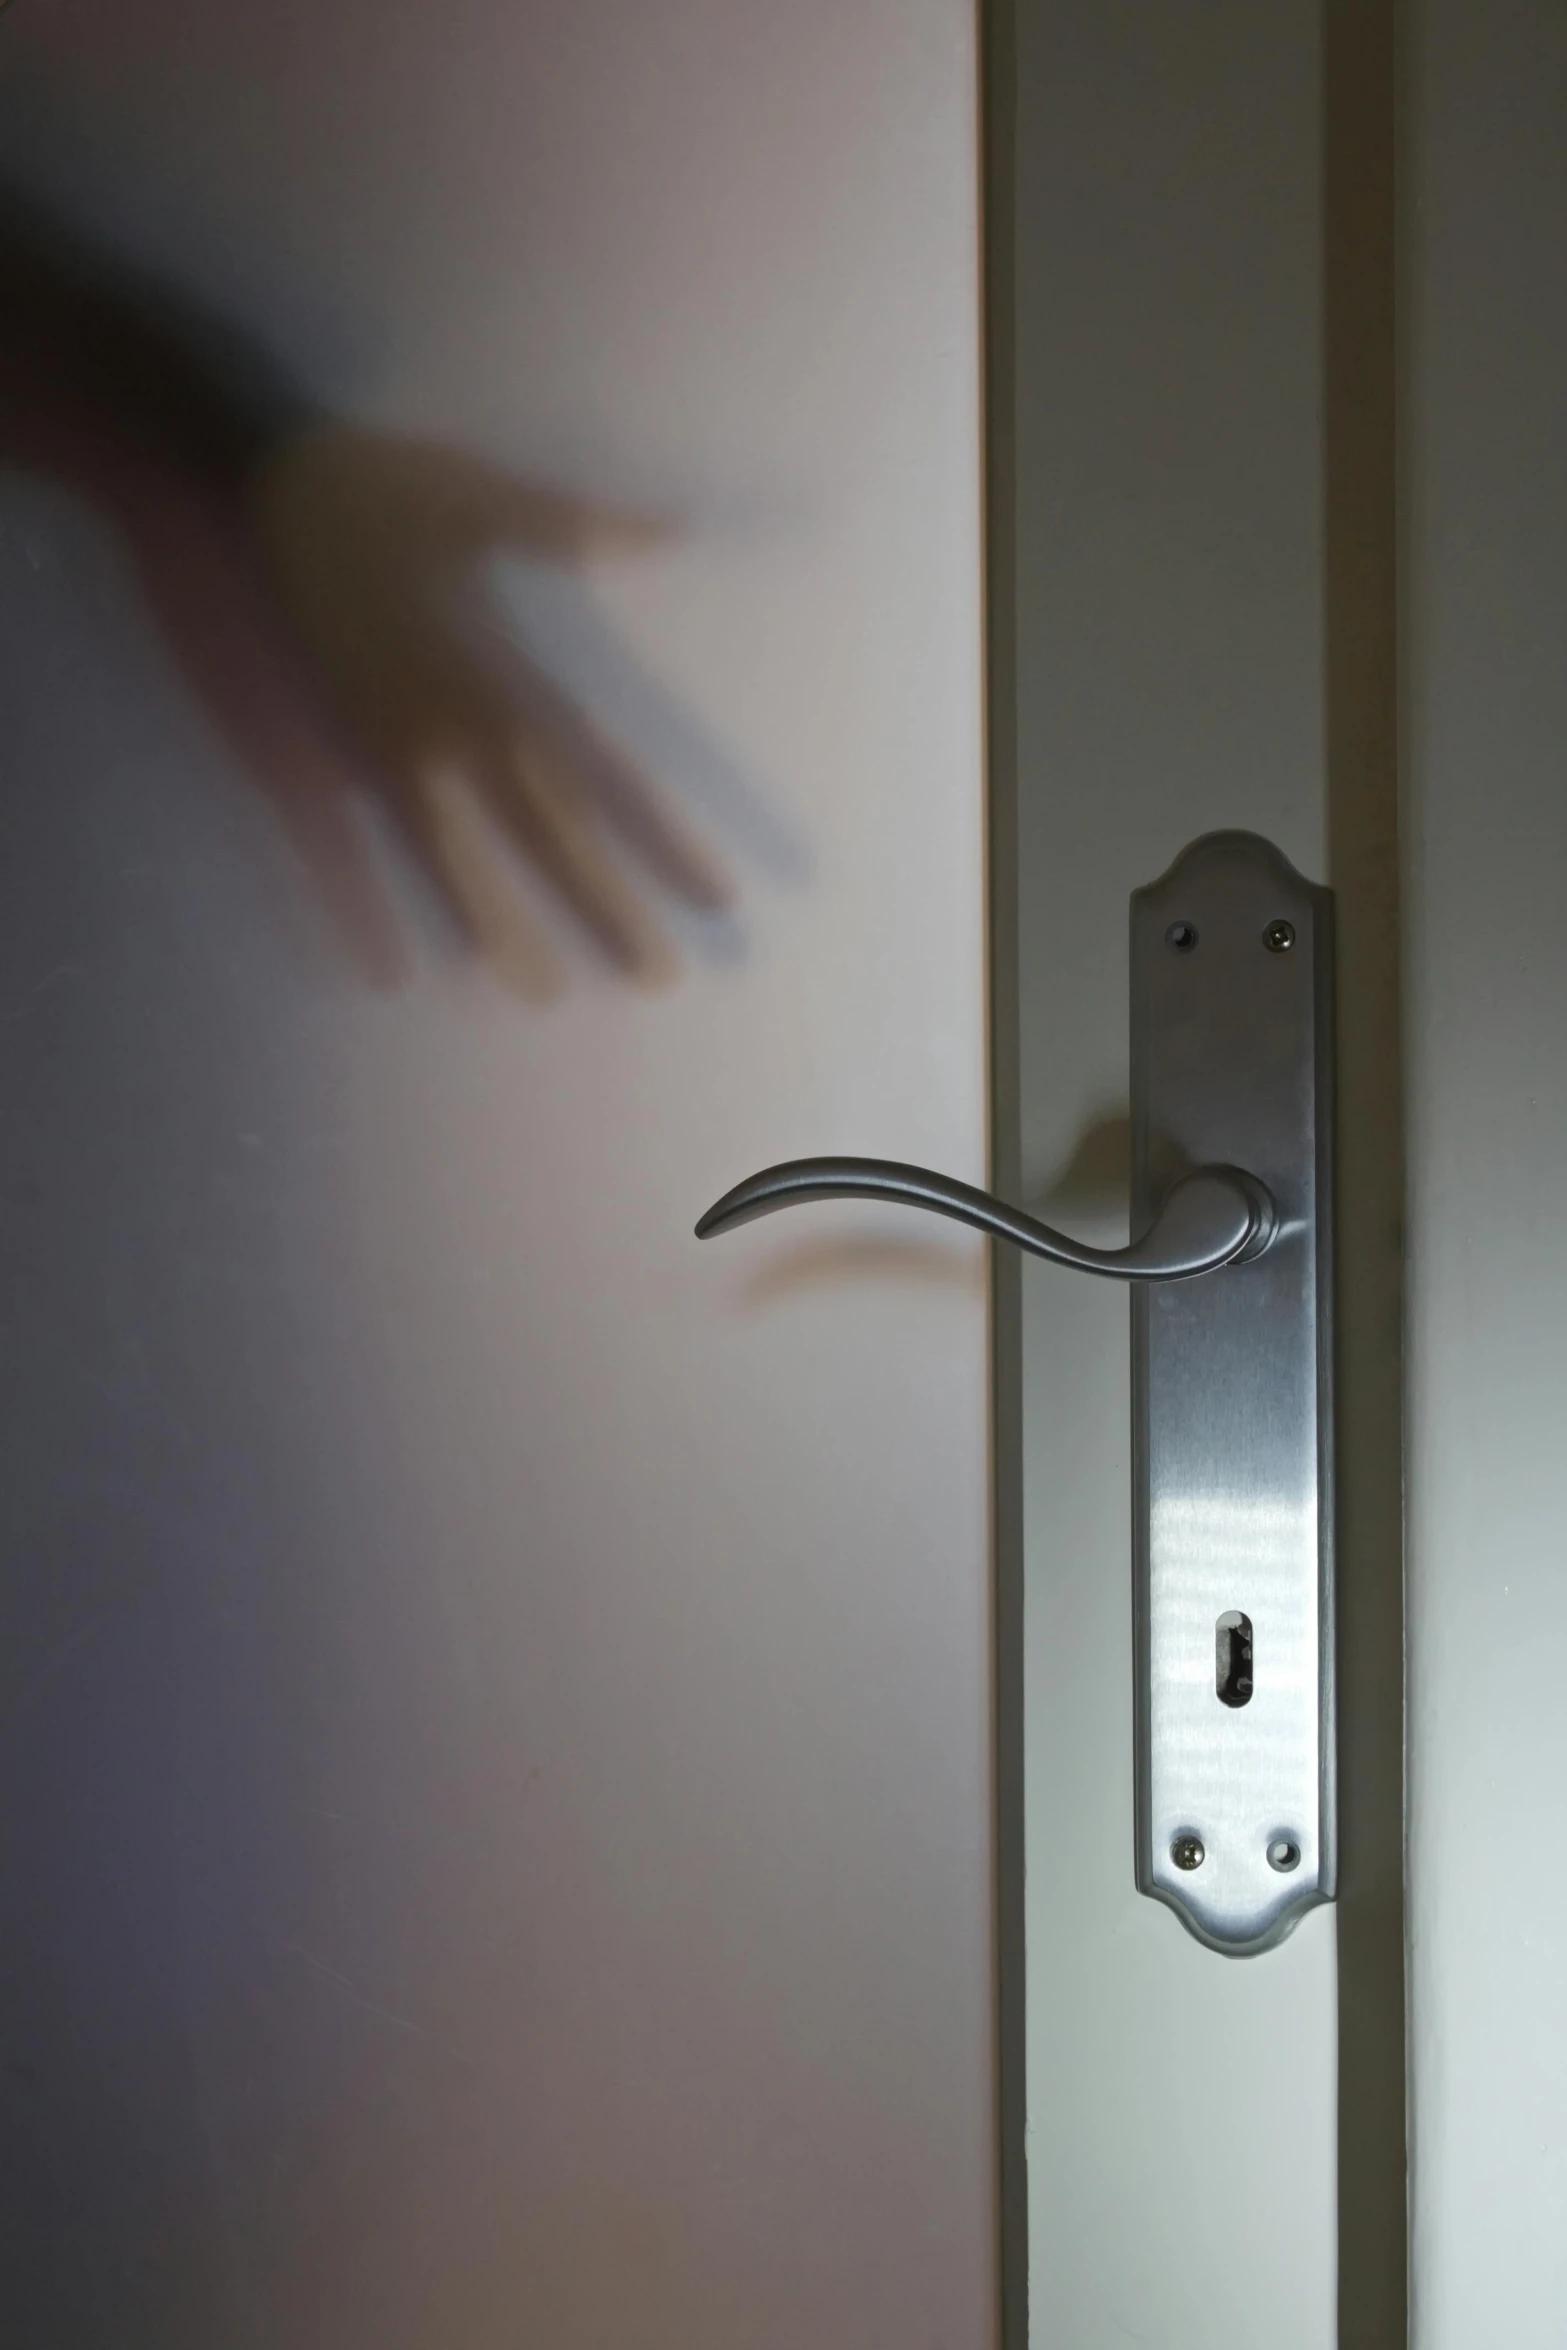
1165,920,1199,953
1263,919,1296,953
1170,1832,1206,1872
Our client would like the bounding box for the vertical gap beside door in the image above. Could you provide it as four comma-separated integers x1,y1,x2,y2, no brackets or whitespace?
981,2,1028,2346
1323,0,1409,2341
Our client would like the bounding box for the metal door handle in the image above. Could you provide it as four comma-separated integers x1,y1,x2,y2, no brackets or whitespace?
697,1157,1277,1281
694,833,1335,1957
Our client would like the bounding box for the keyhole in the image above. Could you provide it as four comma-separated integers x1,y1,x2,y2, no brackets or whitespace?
1216,1610,1254,1708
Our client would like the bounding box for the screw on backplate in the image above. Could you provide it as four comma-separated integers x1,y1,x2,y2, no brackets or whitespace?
1263,919,1296,953
1170,1833,1206,1871
1165,920,1199,953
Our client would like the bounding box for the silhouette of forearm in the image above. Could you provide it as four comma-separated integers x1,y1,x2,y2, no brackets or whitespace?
0,177,312,492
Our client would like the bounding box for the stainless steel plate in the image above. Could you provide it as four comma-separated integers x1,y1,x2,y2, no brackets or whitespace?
1131,832,1335,1953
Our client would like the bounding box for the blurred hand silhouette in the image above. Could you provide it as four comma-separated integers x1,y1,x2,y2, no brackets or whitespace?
0,189,733,992
250,423,734,988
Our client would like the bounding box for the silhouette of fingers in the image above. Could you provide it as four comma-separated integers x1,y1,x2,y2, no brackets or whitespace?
415,765,565,1000
569,728,734,913
267,424,668,563
491,650,734,914
469,472,668,559
490,744,677,982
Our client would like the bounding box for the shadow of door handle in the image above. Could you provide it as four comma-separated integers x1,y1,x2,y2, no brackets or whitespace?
696,1156,1276,1281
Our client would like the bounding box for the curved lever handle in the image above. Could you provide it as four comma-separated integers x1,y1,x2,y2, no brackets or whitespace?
696,1157,1276,1281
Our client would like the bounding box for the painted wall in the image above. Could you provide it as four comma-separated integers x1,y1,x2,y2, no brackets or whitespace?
0,7,994,2342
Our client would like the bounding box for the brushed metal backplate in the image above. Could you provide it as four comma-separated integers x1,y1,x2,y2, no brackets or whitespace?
1131,832,1335,1953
